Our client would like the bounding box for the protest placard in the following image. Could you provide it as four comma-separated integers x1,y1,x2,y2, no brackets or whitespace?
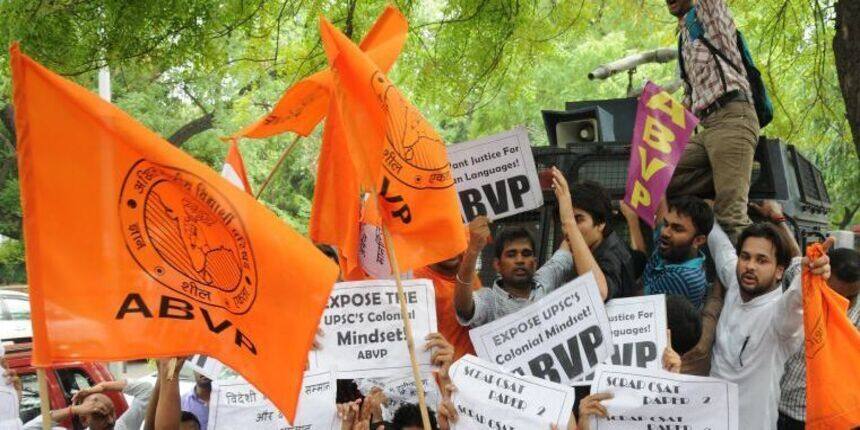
311,279,437,379
207,370,336,430
589,364,739,430
449,354,576,430
448,126,543,221
469,272,613,386
624,81,698,227
579,295,668,383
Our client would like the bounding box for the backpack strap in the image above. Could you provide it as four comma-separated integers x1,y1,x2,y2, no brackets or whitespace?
678,34,690,87
699,36,743,75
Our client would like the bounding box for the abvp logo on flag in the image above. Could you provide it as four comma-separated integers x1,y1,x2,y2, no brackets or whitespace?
119,159,258,315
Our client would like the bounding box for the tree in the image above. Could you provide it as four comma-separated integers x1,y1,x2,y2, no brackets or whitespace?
0,0,856,282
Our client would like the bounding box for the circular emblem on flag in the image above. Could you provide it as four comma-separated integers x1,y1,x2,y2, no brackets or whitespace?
119,160,257,314
371,71,454,190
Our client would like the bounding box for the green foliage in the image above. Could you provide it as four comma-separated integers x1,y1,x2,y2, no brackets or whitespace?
0,0,856,281
0,238,26,284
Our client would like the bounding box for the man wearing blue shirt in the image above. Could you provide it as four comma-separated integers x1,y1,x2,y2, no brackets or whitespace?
622,196,713,308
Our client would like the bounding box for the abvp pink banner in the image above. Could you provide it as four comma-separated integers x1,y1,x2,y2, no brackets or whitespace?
623,81,699,227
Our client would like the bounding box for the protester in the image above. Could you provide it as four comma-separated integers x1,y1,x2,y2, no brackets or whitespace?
574,392,613,430
453,167,616,328
622,197,714,308
661,297,702,374
708,219,832,429
317,243,343,281
144,358,199,430
778,247,860,429
558,172,627,299
665,294,703,357
338,332,459,429
679,278,724,375
664,0,760,243
392,404,438,430
180,372,210,430
24,370,154,429
0,355,21,401
414,249,481,359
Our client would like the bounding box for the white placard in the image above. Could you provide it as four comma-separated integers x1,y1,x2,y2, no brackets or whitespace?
0,385,21,430
589,364,738,430
207,370,336,430
311,279,438,379
580,295,668,383
449,354,576,429
187,355,226,381
448,126,543,221
469,272,613,387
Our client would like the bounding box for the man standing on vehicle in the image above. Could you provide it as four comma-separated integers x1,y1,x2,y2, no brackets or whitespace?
664,0,761,243
23,377,153,430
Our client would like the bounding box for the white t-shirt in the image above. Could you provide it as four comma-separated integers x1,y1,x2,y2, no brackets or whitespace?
708,224,803,430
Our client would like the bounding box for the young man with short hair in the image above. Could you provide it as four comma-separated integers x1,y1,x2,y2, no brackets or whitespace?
708,221,831,429
778,247,860,429
453,168,610,328
570,181,635,299
622,196,714,308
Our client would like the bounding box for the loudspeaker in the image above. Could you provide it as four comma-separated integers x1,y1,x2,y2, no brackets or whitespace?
565,97,639,143
542,107,616,147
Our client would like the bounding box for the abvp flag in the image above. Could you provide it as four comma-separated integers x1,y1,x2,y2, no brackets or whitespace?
803,243,860,429
623,81,698,227
10,45,337,421
233,5,408,139
221,138,253,193
313,14,466,274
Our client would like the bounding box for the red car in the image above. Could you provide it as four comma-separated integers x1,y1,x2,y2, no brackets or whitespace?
5,343,128,429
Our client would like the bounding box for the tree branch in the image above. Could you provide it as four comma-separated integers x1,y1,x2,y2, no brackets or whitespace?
167,113,214,147
0,105,15,144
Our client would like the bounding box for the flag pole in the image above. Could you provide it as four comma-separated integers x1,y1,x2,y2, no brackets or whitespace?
255,134,303,199
37,368,52,430
380,224,433,429
166,358,177,381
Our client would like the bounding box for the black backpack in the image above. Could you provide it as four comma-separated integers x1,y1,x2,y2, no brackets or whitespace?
677,7,774,128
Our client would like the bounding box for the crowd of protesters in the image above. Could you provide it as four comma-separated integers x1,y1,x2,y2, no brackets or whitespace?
4,0,857,428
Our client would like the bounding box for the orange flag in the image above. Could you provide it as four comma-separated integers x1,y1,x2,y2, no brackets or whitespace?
221,138,253,194
803,243,860,429
233,6,408,139
316,15,467,273
10,45,337,421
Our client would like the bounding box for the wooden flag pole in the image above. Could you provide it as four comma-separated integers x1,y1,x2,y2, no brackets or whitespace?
380,225,433,429
255,135,303,199
166,357,177,381
37,368,52,430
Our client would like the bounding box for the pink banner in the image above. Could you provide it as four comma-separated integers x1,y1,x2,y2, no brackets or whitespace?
624,81,699,227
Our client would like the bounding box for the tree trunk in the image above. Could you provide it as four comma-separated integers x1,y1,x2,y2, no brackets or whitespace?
838,204,859,230
167,112,214,147
1,104,15,143
834,0,860,156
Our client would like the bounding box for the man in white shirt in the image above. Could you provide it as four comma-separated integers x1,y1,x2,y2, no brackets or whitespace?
708,221,831,429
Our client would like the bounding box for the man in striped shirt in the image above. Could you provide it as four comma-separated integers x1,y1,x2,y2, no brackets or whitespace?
664,0,760,243
622,196,713,309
